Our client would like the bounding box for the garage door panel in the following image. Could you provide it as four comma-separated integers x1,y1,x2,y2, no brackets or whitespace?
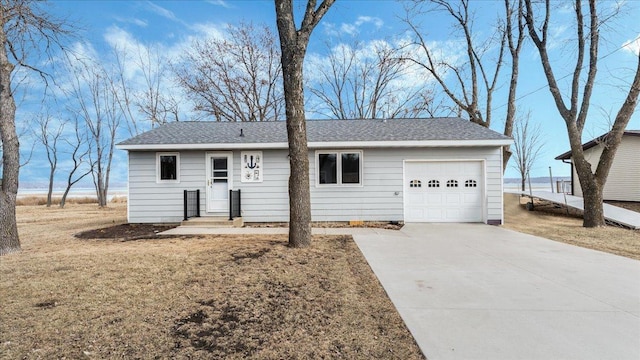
426,193,444,205
404,161,484,223
425,208,443,221
463,193,481,204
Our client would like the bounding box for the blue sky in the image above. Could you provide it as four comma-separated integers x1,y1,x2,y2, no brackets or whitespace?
15,0,640,189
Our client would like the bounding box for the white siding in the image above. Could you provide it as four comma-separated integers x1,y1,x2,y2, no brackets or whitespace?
571,136,640,201
128,151,206,223
127,146,505,224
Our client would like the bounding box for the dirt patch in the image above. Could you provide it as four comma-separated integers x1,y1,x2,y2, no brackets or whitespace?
75,223,178,241
1,203,424,359
504,193,640,260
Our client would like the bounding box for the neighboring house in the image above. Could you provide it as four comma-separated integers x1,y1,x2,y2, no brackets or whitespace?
116,118,512,224
555,130,640,202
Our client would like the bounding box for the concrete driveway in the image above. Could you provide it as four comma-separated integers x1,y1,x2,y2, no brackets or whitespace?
352,223,640,360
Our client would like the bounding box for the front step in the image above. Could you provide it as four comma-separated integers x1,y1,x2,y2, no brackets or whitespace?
181,217,244,228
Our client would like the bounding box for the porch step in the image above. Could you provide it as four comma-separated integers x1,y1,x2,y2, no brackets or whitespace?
181,217,244,228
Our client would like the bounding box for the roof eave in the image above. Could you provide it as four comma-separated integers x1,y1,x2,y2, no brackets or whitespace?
116,139,513,151
554,130,639,160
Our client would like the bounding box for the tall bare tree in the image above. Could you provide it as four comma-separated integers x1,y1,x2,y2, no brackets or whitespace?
35,111,65,207
113,44,179,136
133,45,179,128
309,41,443,119
524,0,640,227
502,0,526,168
175,22,283,121
511,111,544,191
275,0,334,248
59,114,92,208
1,0,69,255
403,0,525,169
65,55,121,207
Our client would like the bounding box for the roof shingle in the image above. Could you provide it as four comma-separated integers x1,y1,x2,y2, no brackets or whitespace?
118,118,511,147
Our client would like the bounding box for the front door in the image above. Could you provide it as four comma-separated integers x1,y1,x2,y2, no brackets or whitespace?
206,152,233,213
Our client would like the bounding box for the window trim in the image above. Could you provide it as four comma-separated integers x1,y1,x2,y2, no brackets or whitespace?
156,152,180,183
315,150,363,187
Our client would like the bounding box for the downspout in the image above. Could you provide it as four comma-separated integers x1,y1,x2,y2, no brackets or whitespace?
561,158,574,195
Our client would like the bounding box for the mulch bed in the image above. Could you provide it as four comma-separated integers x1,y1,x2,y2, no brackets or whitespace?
75,223,178,241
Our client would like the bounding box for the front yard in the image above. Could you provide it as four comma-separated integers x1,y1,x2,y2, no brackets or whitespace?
0,203,424,359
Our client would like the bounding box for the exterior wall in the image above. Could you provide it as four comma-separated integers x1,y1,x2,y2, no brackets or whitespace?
571,136,640,201
127,146,504,224
128,151,206,223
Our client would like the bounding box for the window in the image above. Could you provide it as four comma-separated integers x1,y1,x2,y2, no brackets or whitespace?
317,151,362,186
428,180,440,188
410,180,422,188
465,179,477,188
157,152,179,183
446,179,458,188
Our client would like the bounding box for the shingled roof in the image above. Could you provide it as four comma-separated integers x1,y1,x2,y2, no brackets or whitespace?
555,130,640,160
117,118,512,150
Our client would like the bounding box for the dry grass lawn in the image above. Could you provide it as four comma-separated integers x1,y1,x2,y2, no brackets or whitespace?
0,203,423,359
503,193,640,260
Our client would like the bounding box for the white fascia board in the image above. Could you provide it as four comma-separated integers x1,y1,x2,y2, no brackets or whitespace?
116,139,512,151
309,139,513,148
116,142,290,150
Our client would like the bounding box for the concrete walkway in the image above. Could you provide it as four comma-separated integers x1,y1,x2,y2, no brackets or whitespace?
506,190,640,229
353,223,640,360
161,223,640,359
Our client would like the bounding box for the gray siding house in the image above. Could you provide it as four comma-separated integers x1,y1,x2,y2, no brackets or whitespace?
556,130,640,202
116,118,512,224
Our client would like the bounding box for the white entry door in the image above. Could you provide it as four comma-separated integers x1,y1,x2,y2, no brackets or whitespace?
206,153,233,213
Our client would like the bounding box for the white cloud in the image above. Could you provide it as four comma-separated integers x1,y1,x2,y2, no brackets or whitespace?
340,23,357,36
622,35,640,55
189,22,225,40
115,16,148,27
206,0,231,8
355,16,383,29
146,1,177,21
324,15,385,37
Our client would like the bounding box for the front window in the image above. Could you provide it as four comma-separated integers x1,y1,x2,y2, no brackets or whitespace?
157,152,180,182
318,153,337,184
317,151,362,186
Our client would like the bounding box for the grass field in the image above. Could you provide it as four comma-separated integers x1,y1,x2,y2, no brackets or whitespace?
0,203,424,359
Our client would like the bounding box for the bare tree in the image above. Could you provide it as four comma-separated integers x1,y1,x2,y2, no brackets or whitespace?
1,0,70,255
524,0,640,227
503,0,526,168
112,44,179,136
60,114,92,208
133,45,180,128
175,22,283,121
275,0,335,248
403,0,505,126
309,40,443,119
403,0,525,169
65,55,121,208
511,111,544,191
35,111,65,207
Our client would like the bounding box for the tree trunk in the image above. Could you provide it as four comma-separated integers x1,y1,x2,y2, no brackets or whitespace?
46,166,54,207
281,43,312,248
521,177,525,192
580,173,604,227
0,24,21,255
275,0,334,247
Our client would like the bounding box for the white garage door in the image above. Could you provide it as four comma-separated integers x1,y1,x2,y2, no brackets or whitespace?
404,161,483,222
